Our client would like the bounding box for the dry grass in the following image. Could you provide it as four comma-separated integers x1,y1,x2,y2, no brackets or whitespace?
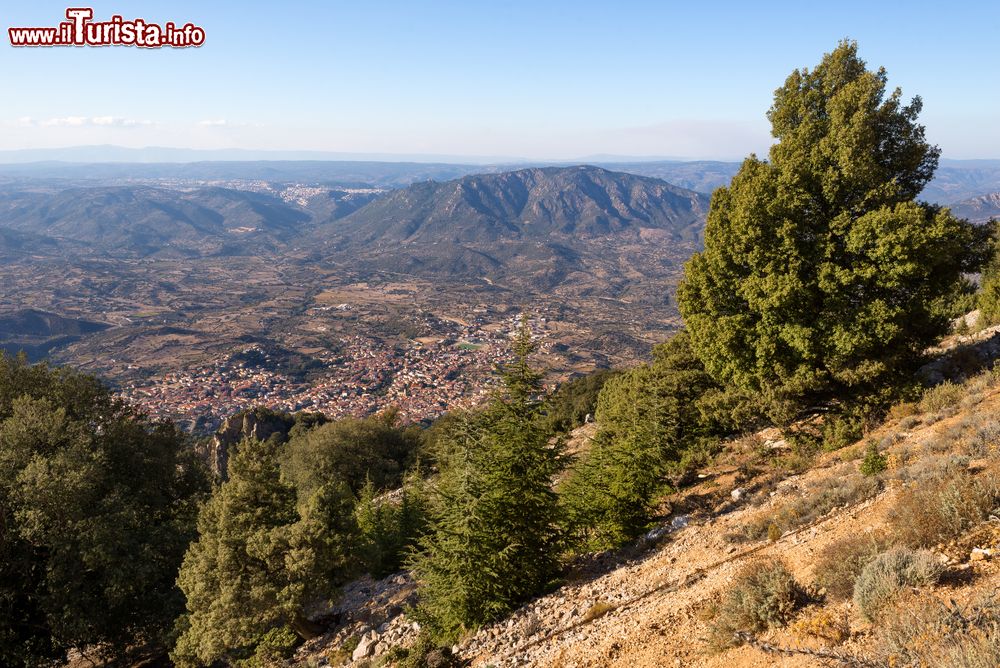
874,592,1000,668
732,471,881,543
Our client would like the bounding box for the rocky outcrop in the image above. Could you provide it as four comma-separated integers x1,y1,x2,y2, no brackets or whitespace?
209,407,296,478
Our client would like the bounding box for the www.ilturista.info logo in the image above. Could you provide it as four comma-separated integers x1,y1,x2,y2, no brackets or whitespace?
8,8,205,48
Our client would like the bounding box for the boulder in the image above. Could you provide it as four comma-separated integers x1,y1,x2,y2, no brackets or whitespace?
352,632,379,661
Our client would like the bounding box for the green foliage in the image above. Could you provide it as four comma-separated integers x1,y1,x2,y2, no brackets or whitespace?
236,625,300,668
281,409,421,497
853,547,942,622
172,437,356,667
560,331,719,549
677,41,988,420
708,561,804,649
541,369,619,434
410,320,564,643
0,354,208,666
822,414,862,450
977,221,1000,327
919,380,964,414
354,472,427,578
859,442,888,476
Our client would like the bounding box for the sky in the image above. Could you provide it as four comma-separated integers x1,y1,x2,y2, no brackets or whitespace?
1,0,998,161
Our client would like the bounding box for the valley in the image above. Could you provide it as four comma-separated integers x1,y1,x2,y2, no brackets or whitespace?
2,159,999,432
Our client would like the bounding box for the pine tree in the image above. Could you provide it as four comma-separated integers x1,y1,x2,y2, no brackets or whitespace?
977,221,1000,327
355,471,427,579
411,318,564,642
172,437,355,667
677,41,988,420
560,331,716,548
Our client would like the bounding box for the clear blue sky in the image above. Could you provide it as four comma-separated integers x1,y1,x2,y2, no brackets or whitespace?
1,0,998,160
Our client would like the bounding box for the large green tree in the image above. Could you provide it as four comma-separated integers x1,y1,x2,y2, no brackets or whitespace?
411,320,564,642
677,41,988,419
0,354,207,666
280,410,421,498
172,437,355,667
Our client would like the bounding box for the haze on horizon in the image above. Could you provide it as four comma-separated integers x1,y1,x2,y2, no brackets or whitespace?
2,0,998,161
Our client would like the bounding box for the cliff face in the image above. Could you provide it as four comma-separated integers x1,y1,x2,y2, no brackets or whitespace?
209,408,297,478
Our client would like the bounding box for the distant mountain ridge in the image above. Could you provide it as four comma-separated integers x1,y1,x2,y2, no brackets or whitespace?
331,166,709,246
949,192,1000,224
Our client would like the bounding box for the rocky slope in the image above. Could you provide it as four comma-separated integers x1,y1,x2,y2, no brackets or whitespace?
293,329,1000,667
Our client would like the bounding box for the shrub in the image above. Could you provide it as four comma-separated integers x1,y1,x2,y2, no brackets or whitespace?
822,415,862,451
853,548,943,622
893,453,970,485
707,561,804,649
876,592,1000,668
964,418,1000,458
920,381,964,414
790,609,850,644
735,472,881,542
859,442,888,476
583,601,614,622
813,533,886,600
889,401,919,421
890,472,1000,547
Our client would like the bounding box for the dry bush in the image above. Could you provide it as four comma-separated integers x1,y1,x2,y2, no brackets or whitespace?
733,472,881,542
889,401,919,421
790,608,850,644
582,601,613,622
889,471,1000,547
707,560,804,650
899,415,921,430
853,547,942,622
813,533,887,600
963,417,1000,458
874,592,1000,668
894,453,970,484
964,369,997,395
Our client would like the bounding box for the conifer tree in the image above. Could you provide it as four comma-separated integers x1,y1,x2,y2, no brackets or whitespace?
355,471,427,579
560,331,716,548
411,318,564,642
677,41,988,419
977,222,1000,327
172,438,355,667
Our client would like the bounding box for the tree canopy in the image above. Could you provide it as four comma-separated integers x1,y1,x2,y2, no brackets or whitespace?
172,437,355,667
0,354,207,666
677,41,988,419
